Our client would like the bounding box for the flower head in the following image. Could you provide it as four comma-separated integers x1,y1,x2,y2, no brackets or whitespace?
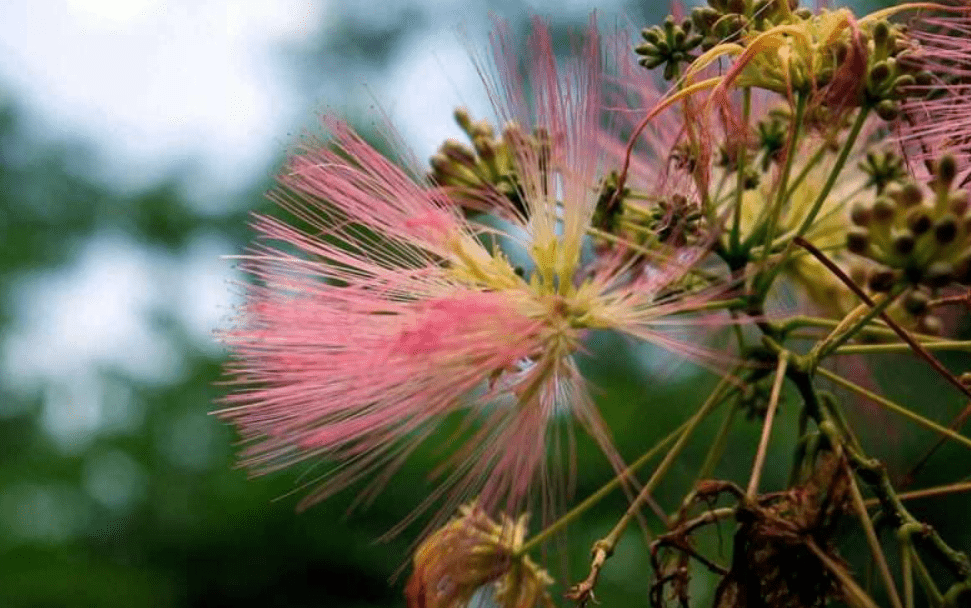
218,17,725,525
405,502,554,608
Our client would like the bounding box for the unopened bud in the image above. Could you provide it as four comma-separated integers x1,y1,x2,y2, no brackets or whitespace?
903,290,930,315
892,74,916,97
907,209,932,235
454,107,473,133
872,197,896,222
954,253,971,284
950,191,970,216
959,371,971,388
872,21,890,49
869,268,897,292
926,261,954,288
896,182,924,207
473,136,496,160
847,229,870,254
893,231,916,256
442,139,476,166
876,99,899,121
850,202,872,226
937,155,957,188
917,315,942,336
869,61,891,85
934,214,958,245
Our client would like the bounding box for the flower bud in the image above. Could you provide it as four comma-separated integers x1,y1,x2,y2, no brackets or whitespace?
869,61,891,85
847,229,870,254
917,315,942,336
954,253,971,284
925,261,954,288
872,197,895,223
950,191,970,217
875,100,899,121
907,209,932,235
895,182,924,208
936,155,957,189
869,268,897,292
442,140,477,166
454,107,473,133
893,231,916,256
934,214,958,245
903,290,930,316
872,21,890,49
473,136,496,160
850,202,871,226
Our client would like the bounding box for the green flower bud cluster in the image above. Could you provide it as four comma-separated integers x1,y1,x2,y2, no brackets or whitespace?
847,155,971,291
429,108,541,216
717,145,760,189
636,16,703,81
593,176,704,252
755,112,788,171
839,264,942,334
858,148,907,194
642,193,704,247
689,0,807,52
861,20,934,121
592,171,628,234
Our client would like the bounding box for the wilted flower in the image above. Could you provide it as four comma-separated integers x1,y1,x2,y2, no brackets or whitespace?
405,502,554,608
217,17,727,524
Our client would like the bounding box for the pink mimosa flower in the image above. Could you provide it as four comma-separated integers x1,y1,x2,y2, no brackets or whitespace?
896,7,971,184
218,17,728,527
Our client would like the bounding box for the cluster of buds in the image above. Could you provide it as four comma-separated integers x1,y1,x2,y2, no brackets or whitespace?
847,155,971,292
858,148,908,194
860,20,934,121
428,108,533,216
690,0,810,52
635,16,703,80
406,503,554,608
593,171,704,252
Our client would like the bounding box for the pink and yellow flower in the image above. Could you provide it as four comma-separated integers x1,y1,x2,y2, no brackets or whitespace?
218,17,723,523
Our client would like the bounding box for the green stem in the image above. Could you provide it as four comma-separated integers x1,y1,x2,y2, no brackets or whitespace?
731,87,751,251
516,417,690,555
809,287,904,365
753,92,807,261
902,540,915,608
746,353,789,497
793,106,869,240
907,542,945,607
817,367,971,452
567,374,736,597
835,340,971,355
695,399,740,483
782,140,828,203
865,481,971,507
842,456,905,608
670,297,746,313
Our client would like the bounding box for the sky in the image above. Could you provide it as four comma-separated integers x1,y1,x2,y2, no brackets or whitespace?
0,0,634,452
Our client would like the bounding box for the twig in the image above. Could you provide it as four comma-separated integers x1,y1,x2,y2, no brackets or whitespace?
566,374,735,606
816,368,971,452
839,454,904,608
747,353,789,498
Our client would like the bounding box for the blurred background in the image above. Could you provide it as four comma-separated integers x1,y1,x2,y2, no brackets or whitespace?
1,0,968,606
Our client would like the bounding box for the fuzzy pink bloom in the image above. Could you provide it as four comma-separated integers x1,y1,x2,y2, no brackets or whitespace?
896,6,971,184
219,17,728,527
